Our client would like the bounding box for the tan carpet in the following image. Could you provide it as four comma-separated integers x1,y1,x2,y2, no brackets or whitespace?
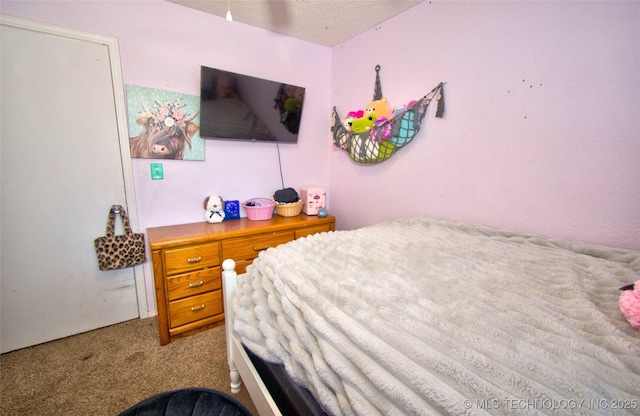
0,318,257,416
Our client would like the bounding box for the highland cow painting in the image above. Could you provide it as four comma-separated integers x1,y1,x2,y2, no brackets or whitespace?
126,85,204,160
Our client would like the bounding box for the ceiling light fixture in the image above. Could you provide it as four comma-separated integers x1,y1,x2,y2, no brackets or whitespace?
226,0,233,22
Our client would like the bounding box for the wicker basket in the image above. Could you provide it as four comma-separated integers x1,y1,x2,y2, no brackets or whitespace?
275,200,304,217
243,198,275,221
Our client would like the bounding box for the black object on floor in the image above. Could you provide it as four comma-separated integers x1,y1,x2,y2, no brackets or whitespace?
119,387,253,416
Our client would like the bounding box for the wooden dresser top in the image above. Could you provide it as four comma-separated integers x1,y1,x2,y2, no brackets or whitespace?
147,215,336,250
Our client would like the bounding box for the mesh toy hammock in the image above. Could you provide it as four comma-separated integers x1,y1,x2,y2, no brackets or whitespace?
331,65,445,164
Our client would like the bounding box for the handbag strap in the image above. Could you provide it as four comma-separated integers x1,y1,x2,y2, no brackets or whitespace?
105,204,133,236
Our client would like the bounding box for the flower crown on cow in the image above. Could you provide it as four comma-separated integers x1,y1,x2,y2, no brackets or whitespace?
139,99,196,134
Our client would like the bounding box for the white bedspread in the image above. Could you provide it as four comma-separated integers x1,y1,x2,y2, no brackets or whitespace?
232,217,640,415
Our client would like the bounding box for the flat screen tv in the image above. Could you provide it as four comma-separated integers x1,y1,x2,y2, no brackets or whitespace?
199,65,306,143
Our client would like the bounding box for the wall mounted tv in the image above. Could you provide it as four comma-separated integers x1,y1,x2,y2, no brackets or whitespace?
199,65,306,143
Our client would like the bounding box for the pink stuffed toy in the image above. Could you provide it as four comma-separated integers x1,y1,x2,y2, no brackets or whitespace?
619,281,640,329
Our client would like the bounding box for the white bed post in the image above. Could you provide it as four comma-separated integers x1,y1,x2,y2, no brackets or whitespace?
222,259,241,394
222,258,282,416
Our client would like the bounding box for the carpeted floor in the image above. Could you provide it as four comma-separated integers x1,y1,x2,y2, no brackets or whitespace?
0,318,257,416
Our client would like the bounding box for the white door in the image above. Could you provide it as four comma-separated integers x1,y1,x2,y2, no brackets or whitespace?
1,16,144,353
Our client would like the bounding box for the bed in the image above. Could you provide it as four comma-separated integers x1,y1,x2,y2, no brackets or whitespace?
222,216,640,415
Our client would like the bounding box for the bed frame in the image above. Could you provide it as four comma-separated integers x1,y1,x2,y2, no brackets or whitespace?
222,259,282,416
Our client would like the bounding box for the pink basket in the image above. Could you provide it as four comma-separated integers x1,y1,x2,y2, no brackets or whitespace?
243,198,275,221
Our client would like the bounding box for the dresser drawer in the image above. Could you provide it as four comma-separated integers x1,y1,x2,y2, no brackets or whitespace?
168,290,223,328
222,231,295,262
163,242,220,276
233,259,252,275
295,224,333,239
167,267,221,301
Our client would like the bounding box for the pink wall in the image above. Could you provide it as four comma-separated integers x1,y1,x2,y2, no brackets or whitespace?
330,1,640,251
1,0,332,313
3,1,638,316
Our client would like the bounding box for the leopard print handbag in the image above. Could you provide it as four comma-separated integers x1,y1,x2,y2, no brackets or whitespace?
94,204,146,271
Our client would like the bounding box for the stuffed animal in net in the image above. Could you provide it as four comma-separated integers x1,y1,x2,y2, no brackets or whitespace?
330,65,445,165
348,113,377,134
365,97,392,120
204,195,225,223
619,281,640,330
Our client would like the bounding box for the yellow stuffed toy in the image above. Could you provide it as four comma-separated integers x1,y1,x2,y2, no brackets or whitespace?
365,97,392,120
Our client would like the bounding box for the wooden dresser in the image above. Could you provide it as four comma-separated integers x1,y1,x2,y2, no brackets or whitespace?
147,214,336,345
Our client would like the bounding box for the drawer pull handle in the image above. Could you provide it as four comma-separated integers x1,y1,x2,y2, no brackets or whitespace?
253,245,271,252
190,304,205,312
189,281,204,288
187,256,202,263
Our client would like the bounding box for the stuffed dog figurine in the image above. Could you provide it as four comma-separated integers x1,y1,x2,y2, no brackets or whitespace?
204,195,225,223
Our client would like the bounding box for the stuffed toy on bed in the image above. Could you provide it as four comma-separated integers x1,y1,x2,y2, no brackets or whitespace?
204,195,225,223
619,281,640,329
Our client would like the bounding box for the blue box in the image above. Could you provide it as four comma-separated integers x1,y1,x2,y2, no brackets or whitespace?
224,200,240,220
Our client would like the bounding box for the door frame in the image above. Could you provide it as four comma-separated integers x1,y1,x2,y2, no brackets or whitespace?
1,15,148,319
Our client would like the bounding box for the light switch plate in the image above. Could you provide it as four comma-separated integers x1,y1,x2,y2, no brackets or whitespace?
150,163,163,180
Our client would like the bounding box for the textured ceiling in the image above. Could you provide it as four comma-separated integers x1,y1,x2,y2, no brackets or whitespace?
168,0,423,46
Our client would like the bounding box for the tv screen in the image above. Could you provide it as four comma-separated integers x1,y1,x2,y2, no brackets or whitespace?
200,65,305,143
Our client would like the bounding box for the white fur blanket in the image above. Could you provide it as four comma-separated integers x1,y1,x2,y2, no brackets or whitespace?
232,217,640,415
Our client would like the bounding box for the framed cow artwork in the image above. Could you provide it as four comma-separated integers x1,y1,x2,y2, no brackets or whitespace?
125,85,204,160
